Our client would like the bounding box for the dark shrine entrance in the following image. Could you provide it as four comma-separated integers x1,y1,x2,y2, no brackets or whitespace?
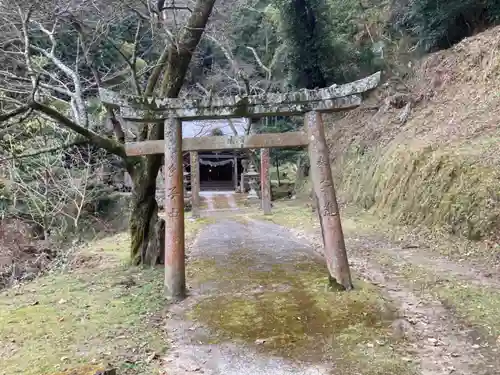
185,152,244,192
199,153,237,191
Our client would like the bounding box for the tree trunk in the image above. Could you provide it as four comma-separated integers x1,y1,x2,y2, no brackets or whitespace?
129,167,165,266
126,0,216,266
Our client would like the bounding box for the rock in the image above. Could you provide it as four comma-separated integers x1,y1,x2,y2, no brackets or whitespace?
95,369,116,375
391,318,415,340
427,338,438,345
146,352,159,363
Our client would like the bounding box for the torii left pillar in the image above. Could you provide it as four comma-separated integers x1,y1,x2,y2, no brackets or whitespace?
164,117,186,300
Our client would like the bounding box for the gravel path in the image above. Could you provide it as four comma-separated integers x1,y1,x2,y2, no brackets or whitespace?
161,218,333,375
161,213,499,375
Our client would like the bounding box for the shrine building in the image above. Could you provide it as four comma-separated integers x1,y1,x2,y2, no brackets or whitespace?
182,119,248,192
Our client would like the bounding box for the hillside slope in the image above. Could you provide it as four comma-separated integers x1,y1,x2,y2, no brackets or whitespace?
325,27,500,255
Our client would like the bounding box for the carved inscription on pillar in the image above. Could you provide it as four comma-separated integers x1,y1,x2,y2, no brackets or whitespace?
306,111,353,291
164,117,186,299
318,178,338,216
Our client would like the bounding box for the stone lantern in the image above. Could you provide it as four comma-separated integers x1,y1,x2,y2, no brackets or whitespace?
245,160,259,200
183,170,190,198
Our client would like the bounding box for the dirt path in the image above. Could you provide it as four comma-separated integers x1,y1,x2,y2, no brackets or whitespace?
162,218,335,374
198,192,241,214
286,223,500,375
160,215,499,375
346,231,500,288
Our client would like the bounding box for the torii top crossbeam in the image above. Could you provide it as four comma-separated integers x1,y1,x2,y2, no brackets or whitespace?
99,72,382,299
99,72,381,122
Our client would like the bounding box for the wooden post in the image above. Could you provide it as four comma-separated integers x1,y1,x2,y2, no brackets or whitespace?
260,148,272,215
164,118,186,300
305,111,353,290
190,151,200,218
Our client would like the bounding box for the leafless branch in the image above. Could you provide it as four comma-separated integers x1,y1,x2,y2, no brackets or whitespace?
0,137,88,163
0,105,31,122
30,101,127,159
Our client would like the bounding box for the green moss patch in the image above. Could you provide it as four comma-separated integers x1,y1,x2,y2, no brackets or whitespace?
255,203,317,231
339,139,500,243
261,201,500,344
0,218,210,375
187,249,416,374
212,195,231,210
0,258,165,375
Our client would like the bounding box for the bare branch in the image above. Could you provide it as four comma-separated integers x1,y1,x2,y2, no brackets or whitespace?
246,46,271,76
0,138,88,163
0,105,31,122
30,101,127,159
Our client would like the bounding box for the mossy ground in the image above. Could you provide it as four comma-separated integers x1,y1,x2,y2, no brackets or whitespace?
337,140,500,244
259,202,500,345
186,246,416,374
211,195,231,209
0,217,211,375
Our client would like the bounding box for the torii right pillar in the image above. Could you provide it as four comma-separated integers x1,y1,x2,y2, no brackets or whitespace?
260,148,272,215
305,111,353,291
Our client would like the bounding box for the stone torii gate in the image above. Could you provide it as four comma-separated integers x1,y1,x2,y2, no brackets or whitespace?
100,71,381,300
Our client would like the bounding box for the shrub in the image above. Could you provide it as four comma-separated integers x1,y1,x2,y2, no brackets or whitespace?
393,0,500,52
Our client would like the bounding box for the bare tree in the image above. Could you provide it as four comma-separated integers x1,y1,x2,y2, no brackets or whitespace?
0,0,217,265
2,119,106,239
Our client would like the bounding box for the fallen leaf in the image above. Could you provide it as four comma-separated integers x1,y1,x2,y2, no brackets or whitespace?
146,352,159,363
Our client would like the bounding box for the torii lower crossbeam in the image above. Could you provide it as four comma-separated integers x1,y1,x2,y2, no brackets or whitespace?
100,71,382,300
158,112,353,299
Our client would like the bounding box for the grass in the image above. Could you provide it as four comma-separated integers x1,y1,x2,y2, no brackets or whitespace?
255,201,318,231
265,194,500,268
0,217,211,375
